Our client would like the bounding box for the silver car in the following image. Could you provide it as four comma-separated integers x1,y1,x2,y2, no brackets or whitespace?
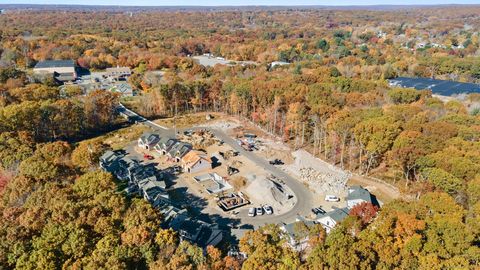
248,207,256,217
263,205,273,215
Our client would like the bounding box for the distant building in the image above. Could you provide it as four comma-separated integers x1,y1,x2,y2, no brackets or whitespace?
33,60,77,83
346,185,375,209
167,141,192,162
0,9,5,14
171,218,223,248
181,150,212,173
281,217,316,251
154,137,178,155
316,207,349,233
138,133,161,150
389,77,480,96
109,83,133,97
106,66,132,81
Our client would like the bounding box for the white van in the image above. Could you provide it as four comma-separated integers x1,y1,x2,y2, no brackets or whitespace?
325,195,340,202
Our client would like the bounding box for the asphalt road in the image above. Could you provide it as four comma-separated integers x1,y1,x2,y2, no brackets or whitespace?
118,103,314,226
117,103,169,130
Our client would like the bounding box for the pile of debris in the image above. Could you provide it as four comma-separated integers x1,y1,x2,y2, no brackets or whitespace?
299,167,348,193
181,129,219,149
220,150,239,160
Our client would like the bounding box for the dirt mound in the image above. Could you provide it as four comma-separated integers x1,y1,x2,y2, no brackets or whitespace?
244,174,295,213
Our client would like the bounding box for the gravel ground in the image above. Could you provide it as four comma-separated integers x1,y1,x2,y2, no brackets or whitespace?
284,150,351,195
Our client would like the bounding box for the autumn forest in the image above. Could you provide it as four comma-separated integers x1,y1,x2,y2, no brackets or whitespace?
0,5,479,270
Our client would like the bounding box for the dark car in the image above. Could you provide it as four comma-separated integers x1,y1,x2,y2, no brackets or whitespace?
311,207,326,215
269,159,284,165
171,165,181,174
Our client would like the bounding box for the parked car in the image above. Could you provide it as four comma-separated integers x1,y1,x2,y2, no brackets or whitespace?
256,207,264,216
325,195,340,202
248,207,256,217
263,205,273,215
269,159,284,165
311,207,326,215
143,154,154,160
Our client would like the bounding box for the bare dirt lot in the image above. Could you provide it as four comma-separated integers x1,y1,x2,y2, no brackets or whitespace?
154,112,226,129
255,138,295,165
347,175,400,203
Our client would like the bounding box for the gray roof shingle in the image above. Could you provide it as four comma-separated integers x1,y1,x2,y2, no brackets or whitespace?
35,60,75,69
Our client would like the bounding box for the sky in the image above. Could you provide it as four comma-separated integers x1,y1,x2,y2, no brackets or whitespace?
1,0,480,6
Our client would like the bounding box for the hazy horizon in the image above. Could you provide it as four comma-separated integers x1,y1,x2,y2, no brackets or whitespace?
1,0,480,6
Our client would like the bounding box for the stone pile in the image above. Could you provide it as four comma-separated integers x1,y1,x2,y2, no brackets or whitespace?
299,167,348,193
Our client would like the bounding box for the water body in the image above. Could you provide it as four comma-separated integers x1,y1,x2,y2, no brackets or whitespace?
389,77,480,96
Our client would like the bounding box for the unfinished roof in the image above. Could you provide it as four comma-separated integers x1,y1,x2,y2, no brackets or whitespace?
182,150,212,166
34,60,75,68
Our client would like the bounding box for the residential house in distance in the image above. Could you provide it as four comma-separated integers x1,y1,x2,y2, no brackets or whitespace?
281,217,316,252
170,218,223,248
315,207,350,233
346,185,376,209
106,66,132,81
138,133,161,150
109,83,133,96
167,141,192,162
154,137,178,155
138,178,169,203
99,150,120,171
33,60,77,83
181,150,212,173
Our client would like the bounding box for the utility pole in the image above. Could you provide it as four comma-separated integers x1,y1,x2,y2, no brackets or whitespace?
301,122,305,147
174,91,177,138
273,106,277,137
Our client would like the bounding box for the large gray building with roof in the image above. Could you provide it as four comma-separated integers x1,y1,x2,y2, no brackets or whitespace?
389,77,480,96
316,207,350,233
346,185,376,209
33,60,77,82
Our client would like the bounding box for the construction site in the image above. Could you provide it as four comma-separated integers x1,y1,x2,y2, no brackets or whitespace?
129,127,298,222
